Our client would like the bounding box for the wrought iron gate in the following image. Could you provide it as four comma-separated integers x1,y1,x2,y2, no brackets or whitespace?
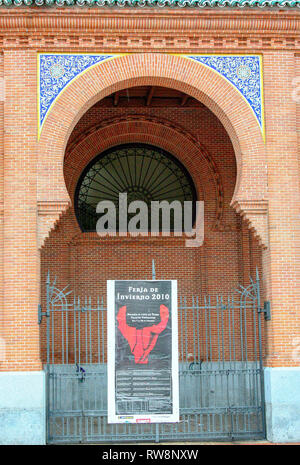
39,271,267,443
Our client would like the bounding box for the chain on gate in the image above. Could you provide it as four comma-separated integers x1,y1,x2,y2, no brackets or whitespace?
38,268,270,444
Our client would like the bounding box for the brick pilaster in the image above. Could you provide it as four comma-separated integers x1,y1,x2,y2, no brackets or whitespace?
1,50,41,371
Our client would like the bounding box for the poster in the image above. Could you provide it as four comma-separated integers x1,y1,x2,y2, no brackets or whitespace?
107,280,179,424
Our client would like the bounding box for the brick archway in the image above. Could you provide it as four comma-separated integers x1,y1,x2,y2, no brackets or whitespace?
37,53,268,248
63,115,228,232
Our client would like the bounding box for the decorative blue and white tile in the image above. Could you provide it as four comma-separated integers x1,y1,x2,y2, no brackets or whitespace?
183,55,264,139
38,53,264,140
38,53,121,138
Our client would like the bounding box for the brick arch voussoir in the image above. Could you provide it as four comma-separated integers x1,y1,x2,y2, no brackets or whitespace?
38,53,268,247
64,115,225,229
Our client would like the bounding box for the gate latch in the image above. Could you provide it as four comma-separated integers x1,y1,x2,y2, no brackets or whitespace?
259,301,271,321
76,364,86,383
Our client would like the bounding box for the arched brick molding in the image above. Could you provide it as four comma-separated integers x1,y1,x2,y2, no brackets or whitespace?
64,115,229,231
37,53,268,248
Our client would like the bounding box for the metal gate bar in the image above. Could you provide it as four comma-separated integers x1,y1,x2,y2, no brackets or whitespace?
39,271,266,444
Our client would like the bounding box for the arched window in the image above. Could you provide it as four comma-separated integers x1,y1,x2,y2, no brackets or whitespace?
75,143,197,232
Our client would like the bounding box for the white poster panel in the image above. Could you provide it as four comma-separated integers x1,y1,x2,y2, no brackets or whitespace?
107,280,179,424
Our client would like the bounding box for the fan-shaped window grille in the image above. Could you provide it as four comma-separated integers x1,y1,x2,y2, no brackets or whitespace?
75,143,197,232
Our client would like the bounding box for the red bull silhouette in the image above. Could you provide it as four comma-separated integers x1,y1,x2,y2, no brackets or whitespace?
117,305,169,364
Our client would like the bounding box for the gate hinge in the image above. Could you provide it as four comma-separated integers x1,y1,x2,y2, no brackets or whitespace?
38,304,49,324
258,301,271,321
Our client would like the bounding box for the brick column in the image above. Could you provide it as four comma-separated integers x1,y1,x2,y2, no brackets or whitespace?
262,52,300,442
1,50,40,372
0,55,4,366
0,50,45,444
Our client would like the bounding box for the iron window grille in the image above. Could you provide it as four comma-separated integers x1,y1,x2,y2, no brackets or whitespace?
75,143,197,233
